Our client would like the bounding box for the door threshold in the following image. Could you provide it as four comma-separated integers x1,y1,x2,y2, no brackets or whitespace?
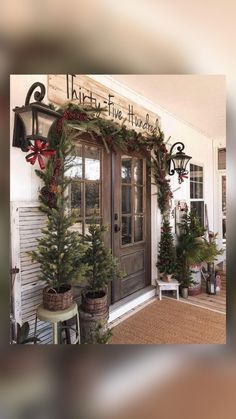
109,286,156,324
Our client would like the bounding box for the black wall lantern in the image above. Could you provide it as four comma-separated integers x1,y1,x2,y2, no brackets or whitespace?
168,142,192,184
12,82,60,151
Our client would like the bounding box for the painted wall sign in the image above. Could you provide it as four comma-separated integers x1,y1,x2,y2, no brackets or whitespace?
48,74,160,135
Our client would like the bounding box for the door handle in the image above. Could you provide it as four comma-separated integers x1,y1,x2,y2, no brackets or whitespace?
114,224,120,232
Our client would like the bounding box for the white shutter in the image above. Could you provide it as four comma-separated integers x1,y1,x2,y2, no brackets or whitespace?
11,202,52,344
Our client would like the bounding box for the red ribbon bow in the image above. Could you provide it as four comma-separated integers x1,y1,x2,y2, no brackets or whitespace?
179,172,188,183
25,139,56,170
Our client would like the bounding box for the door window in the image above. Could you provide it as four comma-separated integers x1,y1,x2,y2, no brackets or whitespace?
67,144,102,235
121,156,145,246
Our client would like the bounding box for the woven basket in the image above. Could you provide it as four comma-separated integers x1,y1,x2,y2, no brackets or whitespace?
43,285,73,311
82,290,108,315
161,274,172,282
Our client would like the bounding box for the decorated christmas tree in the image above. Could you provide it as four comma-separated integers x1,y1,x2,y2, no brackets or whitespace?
157,218,176,276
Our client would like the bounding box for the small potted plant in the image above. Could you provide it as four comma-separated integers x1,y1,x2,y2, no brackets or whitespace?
30,206,87,310
82,222,120,315
157,218,176,282
176,211,223,297
175,258,195,298
30,122,87,310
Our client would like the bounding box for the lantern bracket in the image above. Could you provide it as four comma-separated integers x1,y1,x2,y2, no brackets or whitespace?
168,142,185,176
12,81,60,152
25,82,46,105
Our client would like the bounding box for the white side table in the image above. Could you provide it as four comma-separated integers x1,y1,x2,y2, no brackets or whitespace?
156,279,180,301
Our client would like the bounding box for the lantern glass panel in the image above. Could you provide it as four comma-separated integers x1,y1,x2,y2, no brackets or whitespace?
37,111,57,138
173,155,185,170
19,110,33,136
183,156,191,171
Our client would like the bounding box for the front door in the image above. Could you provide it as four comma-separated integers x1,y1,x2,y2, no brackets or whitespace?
112,152,151,303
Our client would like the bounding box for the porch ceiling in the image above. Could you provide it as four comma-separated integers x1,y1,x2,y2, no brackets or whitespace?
110,75,226,142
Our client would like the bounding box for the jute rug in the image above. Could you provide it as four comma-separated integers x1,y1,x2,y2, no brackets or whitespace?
109,298,226,344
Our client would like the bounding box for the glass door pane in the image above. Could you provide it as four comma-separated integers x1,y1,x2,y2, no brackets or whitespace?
134,215,143,242
134,159,143,184
122,216,132,245
69,144,101,235
122,185,132,213
121,157,132,183
121,156,145,245
84,146,100,180
134,186,143,213
85,183,100,216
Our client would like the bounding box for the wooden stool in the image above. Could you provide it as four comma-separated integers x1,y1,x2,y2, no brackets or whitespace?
156,279,180,301
35,302,80,344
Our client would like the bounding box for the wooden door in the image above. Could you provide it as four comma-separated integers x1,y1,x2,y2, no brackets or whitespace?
112,152,151,303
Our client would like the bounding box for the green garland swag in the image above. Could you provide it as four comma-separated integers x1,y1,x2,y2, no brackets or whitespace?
44,102,173,214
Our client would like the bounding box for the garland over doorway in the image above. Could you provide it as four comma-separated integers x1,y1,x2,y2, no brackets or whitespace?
25,102,173,215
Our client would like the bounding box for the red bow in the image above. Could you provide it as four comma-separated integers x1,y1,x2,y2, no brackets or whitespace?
25,139,56,170
179,170,189,182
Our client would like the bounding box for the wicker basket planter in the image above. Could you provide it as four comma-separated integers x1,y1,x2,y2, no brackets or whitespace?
82,290,108,315
160,273,173,282
43,285,73,311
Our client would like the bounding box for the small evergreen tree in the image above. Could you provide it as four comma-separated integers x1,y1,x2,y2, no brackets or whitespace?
180,210,206,238
83,223,120,293
157,218,176,275
30,122,87,290
175,210,224,287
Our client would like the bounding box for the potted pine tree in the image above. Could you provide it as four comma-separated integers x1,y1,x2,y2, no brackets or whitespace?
30,122,87,311
82,223,120,315
157,218,176,282
79,222,121,344
176,211,223,297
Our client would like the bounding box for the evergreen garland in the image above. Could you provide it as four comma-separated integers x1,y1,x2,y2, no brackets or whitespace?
151,128,173,214
28,102,174,299
48,102,173,215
